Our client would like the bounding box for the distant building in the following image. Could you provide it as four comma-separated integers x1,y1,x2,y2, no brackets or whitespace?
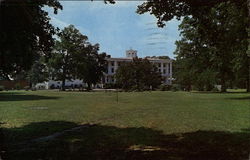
41,79,84,90
41,49,173,89
103,49,173,85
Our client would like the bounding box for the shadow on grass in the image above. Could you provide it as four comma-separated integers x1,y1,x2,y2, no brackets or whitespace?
226,96,250,100
0,92,59,101
192,91,249,94
2,121,250,160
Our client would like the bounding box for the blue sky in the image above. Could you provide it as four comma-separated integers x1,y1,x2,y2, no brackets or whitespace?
46,1,181,58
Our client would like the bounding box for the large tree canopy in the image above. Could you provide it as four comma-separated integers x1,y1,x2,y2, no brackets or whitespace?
0,0,114,79
137,0,246,27
0,0,62,79
48,25,89,91
49,25,108,91
115,58,162,91
137,0,250,92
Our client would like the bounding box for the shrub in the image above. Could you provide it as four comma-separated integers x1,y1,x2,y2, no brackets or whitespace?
36,84,46,90
15,83,21,90
171,84,181,92
159,84,172,91
129,85,139,92
24,86,30,91
50,84,55,89
0,85,4,91
103,83,118,89
211,87,219,92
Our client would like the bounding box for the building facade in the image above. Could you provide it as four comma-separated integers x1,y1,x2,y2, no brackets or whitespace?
39,49,173,89
103,49,173,85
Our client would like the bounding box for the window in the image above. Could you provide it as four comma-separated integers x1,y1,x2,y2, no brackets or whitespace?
111,68,114,73
158,63,161,67
163,69,166,74
111,61,114,66
118,62,120,66
163,63,166,67
158,69,161,72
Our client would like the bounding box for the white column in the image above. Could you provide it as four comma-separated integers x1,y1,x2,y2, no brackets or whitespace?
161,62,164,75
166,63,170,77
170,62,172,85
114,60,118,73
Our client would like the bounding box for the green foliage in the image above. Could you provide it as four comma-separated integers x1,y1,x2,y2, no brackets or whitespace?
0,0,62,78
137,0,245,27
24,86,30,91
137,0,250,92
145,56,170,60
15,83,21,90
27,57,48,87
103,83,119,89
211,87,220,92
115,58,162,91
171,84,181,91
48,25,108,91
159,84,172,91
48,25,88,90
0,85,4,91
74,44,108,91
173,2,248,92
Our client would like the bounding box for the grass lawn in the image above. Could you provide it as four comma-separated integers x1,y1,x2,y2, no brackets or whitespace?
1,90,250,160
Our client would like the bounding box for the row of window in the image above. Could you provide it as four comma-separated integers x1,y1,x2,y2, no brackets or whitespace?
109,61,171,68
107,67,170,74
107,62,171,74
110,61,123,67
105,76,170,83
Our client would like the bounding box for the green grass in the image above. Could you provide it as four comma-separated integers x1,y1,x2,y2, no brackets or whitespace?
1,90,250,160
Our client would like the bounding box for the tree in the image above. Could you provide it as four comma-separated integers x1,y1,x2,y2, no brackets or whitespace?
0,0,62,79
174,3,246,92
115,58,162,91
0,0,115,80
247,0,250,92
48,25,88,91
145,56,170,59
174,35,217,91
137,0,250,92
49,25,108,91
137,0,244,27
27,58,48,88
74,44,108,91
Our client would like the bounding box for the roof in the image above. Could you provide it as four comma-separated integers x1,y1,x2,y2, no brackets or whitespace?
106,57,172,62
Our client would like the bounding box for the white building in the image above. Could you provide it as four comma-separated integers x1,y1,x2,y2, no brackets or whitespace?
103,49,173,85
40,49,173,89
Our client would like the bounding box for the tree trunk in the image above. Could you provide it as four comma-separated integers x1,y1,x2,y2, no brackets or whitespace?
61,79,66,91
247,77,250,92
87,82,91,91
247,0,250,92
221,75,227,93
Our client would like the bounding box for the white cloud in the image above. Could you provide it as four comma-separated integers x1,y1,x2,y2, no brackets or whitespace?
50,16,70,29
57,1,144,13
87,1,143,10
50,16,90,36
